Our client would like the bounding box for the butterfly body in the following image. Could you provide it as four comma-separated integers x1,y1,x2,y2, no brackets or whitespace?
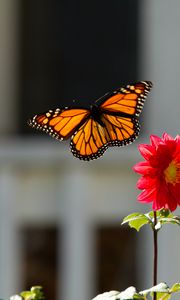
28,81,152,161
89,104,106,127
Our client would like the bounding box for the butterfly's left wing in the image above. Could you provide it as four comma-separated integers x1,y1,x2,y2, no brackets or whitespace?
28,108,90,140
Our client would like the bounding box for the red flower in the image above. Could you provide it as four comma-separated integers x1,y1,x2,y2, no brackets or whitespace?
133,133,180,211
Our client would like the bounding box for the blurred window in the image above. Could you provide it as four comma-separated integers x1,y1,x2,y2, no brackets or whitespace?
21,226,59,300
19,0,139,134
95,226,138,295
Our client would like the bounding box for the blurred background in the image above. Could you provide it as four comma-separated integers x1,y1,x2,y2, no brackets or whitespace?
0,0,180,299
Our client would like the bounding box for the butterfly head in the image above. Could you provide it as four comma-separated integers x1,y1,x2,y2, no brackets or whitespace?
90,104,105,127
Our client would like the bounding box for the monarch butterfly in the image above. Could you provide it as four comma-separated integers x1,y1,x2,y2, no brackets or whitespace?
28,81,152,161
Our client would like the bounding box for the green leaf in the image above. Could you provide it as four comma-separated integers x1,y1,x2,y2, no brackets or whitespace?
170,283,180,293
158,209,171,218
155,293,171,300
154,209,180,227
20,291,33,300
122,210,180,232
148,283,180,300
122,213,151,231
122,213,144,223
20,286,44,300
160,217,180,226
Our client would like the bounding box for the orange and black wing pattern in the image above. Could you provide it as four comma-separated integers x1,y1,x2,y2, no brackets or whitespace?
100,81,152,117
70,118,110,160
28,81,152,161
70,114,140,160
101,80,152,146
28,108,90,140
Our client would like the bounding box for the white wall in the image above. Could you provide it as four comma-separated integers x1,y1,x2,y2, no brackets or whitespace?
0,0,19,134
140,0,180,138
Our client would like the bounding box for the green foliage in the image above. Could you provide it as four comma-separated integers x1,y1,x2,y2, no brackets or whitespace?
92,283,180,300
20,286,44,300
148,282,180,300
122,210,180,232
122,213,150,231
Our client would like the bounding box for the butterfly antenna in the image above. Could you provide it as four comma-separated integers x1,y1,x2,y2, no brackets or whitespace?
94,91,111,104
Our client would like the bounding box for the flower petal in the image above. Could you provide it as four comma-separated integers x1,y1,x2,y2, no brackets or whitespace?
169,183,180,204
175,134,180,145
174,136,180,159
155,144,172,168
137,176,156,189
133,161,153,175
155,182,178,211
150,134,162,148
133,132,180,212
155,183,169,209
138,144,156,160
162,132,174,142
138,187,156,203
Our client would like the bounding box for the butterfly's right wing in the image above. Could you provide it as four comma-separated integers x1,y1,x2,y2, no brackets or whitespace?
28,108,90,140
101,113,140,147
100,81,152,116
97,81,153,147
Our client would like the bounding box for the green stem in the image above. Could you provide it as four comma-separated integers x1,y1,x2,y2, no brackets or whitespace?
153,211,158,300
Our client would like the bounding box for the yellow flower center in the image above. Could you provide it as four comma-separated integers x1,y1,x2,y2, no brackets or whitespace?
164,160,180,185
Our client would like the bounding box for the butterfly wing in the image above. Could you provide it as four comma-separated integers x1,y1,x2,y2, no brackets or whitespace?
28,108,90,140
100,81,152,117
70,118,109,160
99,81,152,146
101,113,139,147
